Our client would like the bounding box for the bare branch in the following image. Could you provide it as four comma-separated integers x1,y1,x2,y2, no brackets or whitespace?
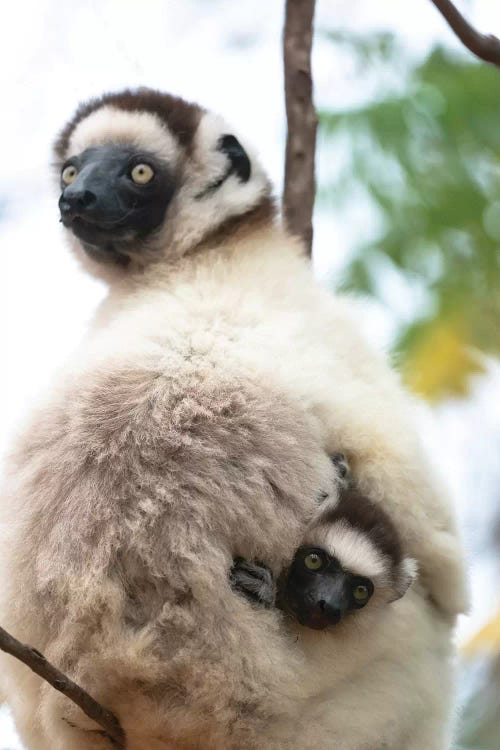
283,0,318,257
0,624,126,749
430,0,500,67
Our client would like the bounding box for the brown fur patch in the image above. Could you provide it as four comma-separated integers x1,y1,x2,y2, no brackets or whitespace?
194,194,278,255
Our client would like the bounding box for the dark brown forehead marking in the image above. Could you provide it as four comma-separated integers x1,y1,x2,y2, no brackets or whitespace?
54,87,204,162
319,488,404,568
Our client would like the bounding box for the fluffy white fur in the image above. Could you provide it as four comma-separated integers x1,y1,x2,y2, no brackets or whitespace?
158,110,271,259
0,95,467,750
272,585,456,749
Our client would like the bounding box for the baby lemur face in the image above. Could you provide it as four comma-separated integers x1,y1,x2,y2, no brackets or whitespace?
280,485,417,630
230,454,417,630
281,544,375,630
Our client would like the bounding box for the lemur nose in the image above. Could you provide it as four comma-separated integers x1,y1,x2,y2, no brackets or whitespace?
59,189,97,217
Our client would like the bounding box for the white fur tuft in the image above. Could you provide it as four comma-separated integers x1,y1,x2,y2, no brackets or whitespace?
317,520,388,578
67,106,181,165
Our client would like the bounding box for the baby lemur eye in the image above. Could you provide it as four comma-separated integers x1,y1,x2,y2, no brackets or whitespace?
351,580,373,606
130,163,155,185
353,585,369,601
304,552,325,571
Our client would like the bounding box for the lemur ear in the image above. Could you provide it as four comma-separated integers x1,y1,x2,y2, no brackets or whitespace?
390,557,418,602
218,134,251,183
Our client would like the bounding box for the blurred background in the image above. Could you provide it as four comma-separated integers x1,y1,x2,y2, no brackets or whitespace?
0,1,499,747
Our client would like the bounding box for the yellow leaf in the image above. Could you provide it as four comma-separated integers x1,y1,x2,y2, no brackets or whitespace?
402,319,485,401
463,610,500,657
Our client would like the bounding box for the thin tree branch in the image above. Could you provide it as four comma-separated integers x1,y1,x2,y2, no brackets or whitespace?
0,624,126,749
430,0,500,67
283,0,318,257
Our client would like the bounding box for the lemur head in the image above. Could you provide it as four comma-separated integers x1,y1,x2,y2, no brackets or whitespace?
282,489,417,631
54,88,274,273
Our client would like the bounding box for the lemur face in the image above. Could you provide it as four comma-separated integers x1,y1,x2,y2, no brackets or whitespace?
58,144,175,264
282,545,375,630
54,88,272,269
286,486,418,630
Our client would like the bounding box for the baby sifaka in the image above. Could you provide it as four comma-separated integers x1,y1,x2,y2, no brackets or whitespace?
231,454,417,631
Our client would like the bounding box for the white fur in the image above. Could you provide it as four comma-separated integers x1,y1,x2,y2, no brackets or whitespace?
159,110,271,258
401,556,419,584
68,106,181,166
106,228,467,615
1,228,465,749
272,585,457,749
314,520,388,578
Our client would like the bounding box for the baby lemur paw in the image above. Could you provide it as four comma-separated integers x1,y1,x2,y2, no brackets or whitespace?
330,452,352,492
230,558,276,607
317,453,352,502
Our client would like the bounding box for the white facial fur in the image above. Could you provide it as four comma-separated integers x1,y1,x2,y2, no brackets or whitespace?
310,520,388,578
67,106,182,166
159,110,272,258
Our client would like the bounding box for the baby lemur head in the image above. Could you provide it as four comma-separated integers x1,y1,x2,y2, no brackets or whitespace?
282,488,417,631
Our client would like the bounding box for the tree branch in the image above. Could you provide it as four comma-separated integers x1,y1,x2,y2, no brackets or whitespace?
0,624,126,749
429,0,500,66
283,0,318,257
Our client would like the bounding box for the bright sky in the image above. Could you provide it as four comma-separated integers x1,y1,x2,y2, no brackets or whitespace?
1,1,500,746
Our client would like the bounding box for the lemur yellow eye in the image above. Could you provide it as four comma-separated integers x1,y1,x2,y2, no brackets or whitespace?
61,165,78,185
353,584,370,602
131,163,154,185
304,553,324,571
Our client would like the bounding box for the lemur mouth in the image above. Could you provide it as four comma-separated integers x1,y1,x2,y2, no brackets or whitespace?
294,603,343,630
65,218,131,266
296,612,332,630
66,216,128,244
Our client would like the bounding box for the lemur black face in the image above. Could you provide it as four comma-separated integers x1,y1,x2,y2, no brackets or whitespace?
282,546,374,630
58,145,175,262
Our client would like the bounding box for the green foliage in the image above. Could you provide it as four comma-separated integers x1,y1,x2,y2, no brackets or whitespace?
320,29,402,69
319,38,500,400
